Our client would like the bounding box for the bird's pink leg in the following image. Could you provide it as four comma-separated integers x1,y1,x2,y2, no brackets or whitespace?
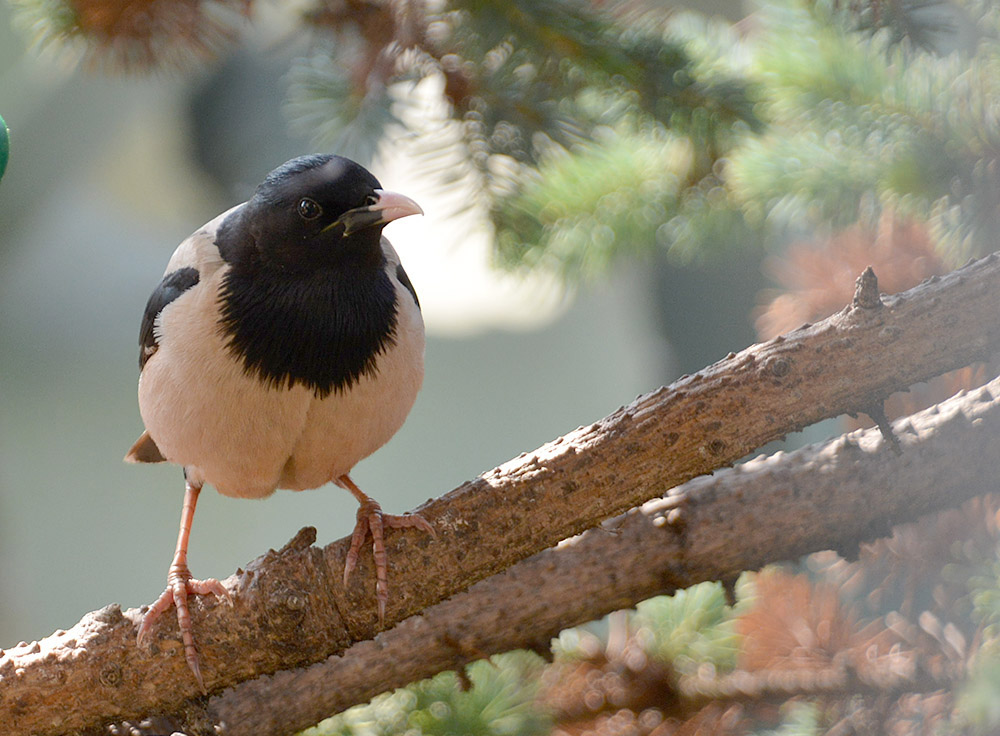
339,474,434,623
136,481,231,691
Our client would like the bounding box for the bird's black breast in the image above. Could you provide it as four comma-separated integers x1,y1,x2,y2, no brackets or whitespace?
217,264,399,398
139,267,200,369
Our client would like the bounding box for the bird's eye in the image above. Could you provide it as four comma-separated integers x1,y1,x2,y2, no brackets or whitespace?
364,194,378,207
297,198,322,220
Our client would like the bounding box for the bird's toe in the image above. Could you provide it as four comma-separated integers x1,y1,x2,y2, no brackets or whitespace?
136,574,229,692
382,511,435,537
342,501,434,625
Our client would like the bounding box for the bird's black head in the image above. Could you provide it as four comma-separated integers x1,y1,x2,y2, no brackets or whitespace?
214,155,422,397
219,154,421,272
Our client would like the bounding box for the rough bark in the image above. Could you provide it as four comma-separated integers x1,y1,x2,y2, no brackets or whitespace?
3,254,1000,735
200,374,1000,736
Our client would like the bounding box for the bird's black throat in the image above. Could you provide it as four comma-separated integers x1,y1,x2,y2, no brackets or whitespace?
218,259,398,398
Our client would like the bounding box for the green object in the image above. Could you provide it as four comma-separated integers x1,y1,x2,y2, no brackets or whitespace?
0,114,8,183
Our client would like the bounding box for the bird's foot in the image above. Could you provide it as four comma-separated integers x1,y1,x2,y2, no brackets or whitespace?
136,565,231,691
343,498,435,623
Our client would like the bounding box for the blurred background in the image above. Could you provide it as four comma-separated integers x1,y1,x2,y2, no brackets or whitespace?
4,0,1000,733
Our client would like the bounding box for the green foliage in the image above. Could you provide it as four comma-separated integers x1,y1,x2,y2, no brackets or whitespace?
13,0,1000,276
955,550,1000,734
301,582,747,736
447,3,760,274
729,0,1000,263
754,702,821,736
435,0,1000,274
964,546,1000,635
492,129,692,278
10,0,244,69
730,127,887,231
301,652,550,736
958,544,1000,729
846,0,978,53
632,581,742,674
9,0,79,54
441,0,724,142
957,654,1000,733
285,46,402,166
753,1,892,115
956,654,1000,732
275,0,760,278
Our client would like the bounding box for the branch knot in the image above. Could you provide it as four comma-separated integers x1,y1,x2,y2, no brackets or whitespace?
853,267,882,310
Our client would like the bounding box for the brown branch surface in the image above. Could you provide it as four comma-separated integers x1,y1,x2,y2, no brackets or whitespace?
201,374,1000,736
3,254,1000,735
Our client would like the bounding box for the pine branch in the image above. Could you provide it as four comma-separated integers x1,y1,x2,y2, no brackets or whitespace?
733,0,1000,259
5,253,1000,735
10,0,250,70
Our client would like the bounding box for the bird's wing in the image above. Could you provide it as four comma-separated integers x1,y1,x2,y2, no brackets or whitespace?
138,205,240,370
138,266,201,369
381,236,420,309
128,206,242,463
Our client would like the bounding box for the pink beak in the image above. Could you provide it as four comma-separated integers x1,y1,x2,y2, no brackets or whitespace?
370,189,424,223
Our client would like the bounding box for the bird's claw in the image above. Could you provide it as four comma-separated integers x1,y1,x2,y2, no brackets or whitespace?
136,571,231,692
343,500,434,623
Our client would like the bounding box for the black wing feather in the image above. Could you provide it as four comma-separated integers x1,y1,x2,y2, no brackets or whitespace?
139,267,200,369
396,263,419,309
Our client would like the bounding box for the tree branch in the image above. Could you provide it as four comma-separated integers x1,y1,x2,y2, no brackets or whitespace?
4,255,1000,735
199,372,1000,736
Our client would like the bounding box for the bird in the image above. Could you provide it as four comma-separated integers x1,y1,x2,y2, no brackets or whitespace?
125,154,432,689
